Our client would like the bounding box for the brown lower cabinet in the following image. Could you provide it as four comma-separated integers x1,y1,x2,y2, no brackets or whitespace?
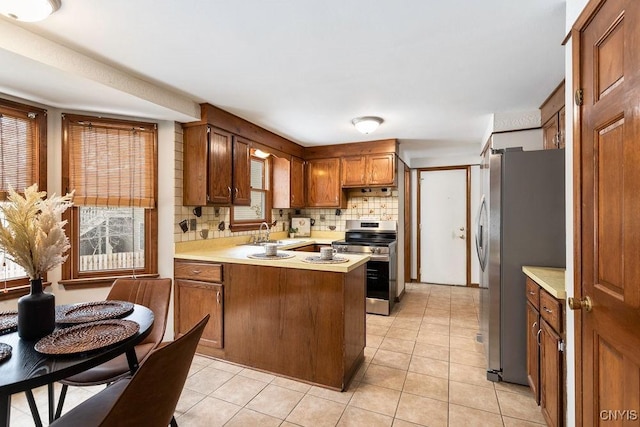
174,260,224,350
525,277,564,427
174,258,366,390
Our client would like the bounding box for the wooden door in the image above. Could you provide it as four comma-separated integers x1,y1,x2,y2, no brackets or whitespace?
208,127,233,204
368,153,395,186
341,156,366,187
575,1,640,424
307,158,343,207
182,125,208,206
232,136,251,205
290,157,305,208
558,107,566,149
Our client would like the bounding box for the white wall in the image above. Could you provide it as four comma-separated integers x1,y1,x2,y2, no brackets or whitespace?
491,128,543,151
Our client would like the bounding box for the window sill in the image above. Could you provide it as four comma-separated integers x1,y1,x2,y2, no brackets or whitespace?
59,274,159,290
0,281,53,302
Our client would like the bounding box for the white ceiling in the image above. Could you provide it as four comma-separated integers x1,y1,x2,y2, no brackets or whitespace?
0,0,566,164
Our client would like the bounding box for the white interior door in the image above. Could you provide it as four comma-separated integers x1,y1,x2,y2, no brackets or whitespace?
419,169,467,285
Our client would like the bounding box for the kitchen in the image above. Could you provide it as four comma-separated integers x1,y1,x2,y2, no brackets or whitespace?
0,0,633,426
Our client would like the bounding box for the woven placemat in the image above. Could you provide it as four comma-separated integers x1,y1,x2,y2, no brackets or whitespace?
301,256,349,264
0,342,11,363
56,300,134,325
247,253,295,260
34,319,140,356
0,311,18,335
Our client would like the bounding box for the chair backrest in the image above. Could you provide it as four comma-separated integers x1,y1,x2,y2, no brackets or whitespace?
99,315,209,427
108,278,172,347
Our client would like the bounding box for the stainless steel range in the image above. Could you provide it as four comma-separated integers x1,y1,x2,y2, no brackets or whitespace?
333,220,397,315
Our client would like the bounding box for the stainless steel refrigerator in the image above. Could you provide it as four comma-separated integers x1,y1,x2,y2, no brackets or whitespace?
476,147,565,385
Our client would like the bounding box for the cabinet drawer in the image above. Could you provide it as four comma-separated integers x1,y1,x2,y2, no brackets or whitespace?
526,277,540,309
175,261,223,283
539,289,562,333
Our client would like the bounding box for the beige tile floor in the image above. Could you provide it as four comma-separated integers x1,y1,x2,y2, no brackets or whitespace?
9,283,546,426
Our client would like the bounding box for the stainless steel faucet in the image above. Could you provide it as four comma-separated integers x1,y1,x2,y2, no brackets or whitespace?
259,222,270,243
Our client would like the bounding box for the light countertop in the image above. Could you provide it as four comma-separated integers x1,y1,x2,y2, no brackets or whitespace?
175,237,369,273
522,266,566,299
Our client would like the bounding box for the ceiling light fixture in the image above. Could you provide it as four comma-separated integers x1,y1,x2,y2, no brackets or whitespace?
253,149,271,159
352,116,383,134
0,0,61,22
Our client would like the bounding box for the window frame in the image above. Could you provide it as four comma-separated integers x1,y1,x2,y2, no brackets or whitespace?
0,97,47,300
60,114,158,289
229,156,272,231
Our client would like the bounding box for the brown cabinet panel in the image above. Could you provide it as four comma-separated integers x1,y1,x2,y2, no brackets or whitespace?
540,289,562,333
183,125,209,206
232,137,251,206
540,319,562,427
341,153,395,187
174,260,224,350
526,301,541,404
307,158,345,207
290,157,305,208
543,116,560,150
224,263,365,389
526,277,540,309
273,156,305,209
208,128,233,204
368,153,395,186
174,279,224,349
540,82,565,150
341,156,367,187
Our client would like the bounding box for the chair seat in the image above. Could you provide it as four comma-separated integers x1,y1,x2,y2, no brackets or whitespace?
61,343,155,386
49,379,129,427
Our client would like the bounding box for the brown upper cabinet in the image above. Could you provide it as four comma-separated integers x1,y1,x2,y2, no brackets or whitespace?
273,156,305,209
540,81,565,150
306,158,346,208
342,153,396,187
183,124,251,206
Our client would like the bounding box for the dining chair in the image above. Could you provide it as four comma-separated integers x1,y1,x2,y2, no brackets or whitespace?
52,277,173,419
49,315,209,427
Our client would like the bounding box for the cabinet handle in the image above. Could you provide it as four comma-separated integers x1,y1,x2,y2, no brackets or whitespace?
235,188,239,198
216,291,221,304
191,269,201,275
537,329,542,346
543,306,553,314
528,291,535,296
227,186,232,197
531,321,538,335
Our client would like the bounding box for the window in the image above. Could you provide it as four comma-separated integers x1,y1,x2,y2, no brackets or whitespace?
61,114,158,286
230,156,271,230
0,98,46,294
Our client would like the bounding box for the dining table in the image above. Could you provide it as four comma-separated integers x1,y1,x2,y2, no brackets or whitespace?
0,303,154,427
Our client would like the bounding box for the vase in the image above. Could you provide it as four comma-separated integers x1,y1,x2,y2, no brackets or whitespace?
18,278,56,340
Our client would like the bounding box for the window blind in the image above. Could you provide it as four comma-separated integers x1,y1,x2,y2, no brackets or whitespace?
0,107,38,200
65,115,157,208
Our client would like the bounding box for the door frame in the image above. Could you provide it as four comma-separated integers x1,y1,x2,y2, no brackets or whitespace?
404,163,411,284
417,165,471,286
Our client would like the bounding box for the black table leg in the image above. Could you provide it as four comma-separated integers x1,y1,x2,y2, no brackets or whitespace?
125,348,140,374
24,390,42,427
47,383,55,423
0,394,10,427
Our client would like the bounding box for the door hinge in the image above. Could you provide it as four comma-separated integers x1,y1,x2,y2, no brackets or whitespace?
558,340,565,352
574,89,583,106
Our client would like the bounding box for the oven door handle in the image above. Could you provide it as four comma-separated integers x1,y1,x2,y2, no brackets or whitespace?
368,254,390,262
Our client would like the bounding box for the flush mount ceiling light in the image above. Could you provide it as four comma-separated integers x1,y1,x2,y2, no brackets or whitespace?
351,116,383,134
252,149,271,159
0,0,61,22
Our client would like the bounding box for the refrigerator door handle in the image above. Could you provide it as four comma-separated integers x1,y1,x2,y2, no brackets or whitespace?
475,195,488,271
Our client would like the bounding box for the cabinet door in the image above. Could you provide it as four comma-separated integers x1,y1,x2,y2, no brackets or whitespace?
368,153,395,186
175,279,224,349
208,127,233,204
183,125,209,206
341,156,367,187
540,319,562,427
543,116,559,150
290,157,305,208
307,158,344,207
232,136,251,205
526,301,541,404
557,107,565,149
